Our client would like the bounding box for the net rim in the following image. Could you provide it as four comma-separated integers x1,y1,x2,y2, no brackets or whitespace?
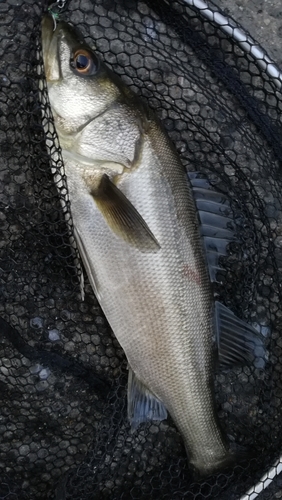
183,1,282,497
184,0,282,90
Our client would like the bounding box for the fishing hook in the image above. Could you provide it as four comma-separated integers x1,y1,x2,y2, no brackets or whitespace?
48,0,68,31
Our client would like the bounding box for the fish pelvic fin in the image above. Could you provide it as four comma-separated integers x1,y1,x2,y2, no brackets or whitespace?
91,174,160,253
73,226,101,301
127,367,167,430
215,301,266,369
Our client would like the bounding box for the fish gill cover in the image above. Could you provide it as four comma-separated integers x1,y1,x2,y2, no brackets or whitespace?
0,0,282,498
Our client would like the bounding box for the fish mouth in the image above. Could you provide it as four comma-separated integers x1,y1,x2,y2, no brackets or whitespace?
41,15,87,83
41,15,62,83
41,15,54,57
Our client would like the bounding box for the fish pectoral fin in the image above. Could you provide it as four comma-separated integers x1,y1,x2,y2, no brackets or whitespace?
128,367,167,429
215,301,266,369
91,174,160,253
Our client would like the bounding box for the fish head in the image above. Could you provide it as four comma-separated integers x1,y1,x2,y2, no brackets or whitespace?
41,15,147,170
41,15,121,135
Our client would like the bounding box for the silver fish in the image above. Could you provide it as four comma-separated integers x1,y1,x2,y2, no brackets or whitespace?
41,15,263,475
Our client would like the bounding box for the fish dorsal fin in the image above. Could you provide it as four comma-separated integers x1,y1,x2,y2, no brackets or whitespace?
91,174,160,253
128,367,167,430
188,172,237,282
215,301,266,369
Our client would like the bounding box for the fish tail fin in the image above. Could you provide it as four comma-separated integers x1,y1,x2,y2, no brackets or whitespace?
190,443,255,478
189,450,236,478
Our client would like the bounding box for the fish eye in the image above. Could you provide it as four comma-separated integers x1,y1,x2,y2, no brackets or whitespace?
70,49,99,76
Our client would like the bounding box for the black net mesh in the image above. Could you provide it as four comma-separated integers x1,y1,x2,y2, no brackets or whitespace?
1,0,282,498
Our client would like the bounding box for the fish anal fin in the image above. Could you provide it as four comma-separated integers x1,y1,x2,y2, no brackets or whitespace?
91,174,160,253
215,301,266,369
128,367,167,430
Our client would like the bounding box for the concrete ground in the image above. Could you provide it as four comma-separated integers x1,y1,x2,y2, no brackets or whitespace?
211,0,282,67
